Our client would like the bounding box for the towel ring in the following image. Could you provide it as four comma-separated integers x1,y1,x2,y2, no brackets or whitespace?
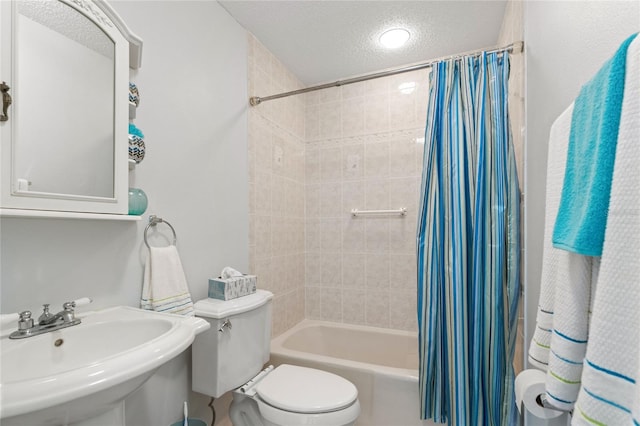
144,215,177,248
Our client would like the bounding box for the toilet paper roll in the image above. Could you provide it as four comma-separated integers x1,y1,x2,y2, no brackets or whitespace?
515,369,564,419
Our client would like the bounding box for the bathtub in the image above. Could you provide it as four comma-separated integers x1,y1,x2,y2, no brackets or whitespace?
269,320,437,426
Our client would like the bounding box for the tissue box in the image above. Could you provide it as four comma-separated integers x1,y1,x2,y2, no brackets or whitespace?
208,275,257,301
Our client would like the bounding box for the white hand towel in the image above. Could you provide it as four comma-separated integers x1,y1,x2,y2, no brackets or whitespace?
141,246,194,316
574,36,640,426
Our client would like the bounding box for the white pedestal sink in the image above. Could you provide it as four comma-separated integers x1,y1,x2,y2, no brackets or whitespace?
0,306,209,426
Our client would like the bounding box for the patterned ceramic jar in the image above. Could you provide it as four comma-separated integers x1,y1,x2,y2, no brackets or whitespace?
128,134,145,163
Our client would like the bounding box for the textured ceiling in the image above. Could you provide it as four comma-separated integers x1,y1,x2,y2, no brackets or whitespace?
219,1,508,85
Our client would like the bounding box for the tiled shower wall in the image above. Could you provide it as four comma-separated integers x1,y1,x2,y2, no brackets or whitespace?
303,71,429,331
247,34,306,336
248,2,524,336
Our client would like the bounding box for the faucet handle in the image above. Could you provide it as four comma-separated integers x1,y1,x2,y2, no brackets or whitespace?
61,301,77,323
17,311,34,330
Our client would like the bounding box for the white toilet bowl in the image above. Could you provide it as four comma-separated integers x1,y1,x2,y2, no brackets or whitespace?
191,291,360,425
229,364,360,426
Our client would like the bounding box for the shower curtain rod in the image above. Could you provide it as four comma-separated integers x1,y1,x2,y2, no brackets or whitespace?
249,40,523,106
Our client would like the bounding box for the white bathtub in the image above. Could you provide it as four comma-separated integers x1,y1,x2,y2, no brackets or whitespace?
269,320,437,426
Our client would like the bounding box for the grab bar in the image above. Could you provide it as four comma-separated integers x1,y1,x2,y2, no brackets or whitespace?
351,208,407,217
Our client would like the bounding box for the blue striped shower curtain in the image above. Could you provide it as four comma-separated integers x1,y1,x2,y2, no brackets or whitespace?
417,52,521,426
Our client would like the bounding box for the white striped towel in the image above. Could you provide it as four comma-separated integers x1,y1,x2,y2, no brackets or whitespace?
141,245,194,316
527,105,573,372
526,103,596,410
529,104,591,382
544,255,597,411
573,35,640,426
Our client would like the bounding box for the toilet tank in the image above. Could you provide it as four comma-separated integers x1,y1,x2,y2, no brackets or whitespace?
192,290,273,398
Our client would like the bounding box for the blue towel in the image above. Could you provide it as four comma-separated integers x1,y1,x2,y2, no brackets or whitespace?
553,33,638,256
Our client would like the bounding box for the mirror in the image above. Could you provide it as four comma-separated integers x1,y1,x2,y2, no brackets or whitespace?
0,0,142,216
15,0,115,198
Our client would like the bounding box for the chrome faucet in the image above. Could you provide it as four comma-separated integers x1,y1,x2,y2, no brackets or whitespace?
9,301,82,339
38,302,77,325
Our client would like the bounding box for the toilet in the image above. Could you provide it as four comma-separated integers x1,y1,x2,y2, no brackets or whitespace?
191,290,361,426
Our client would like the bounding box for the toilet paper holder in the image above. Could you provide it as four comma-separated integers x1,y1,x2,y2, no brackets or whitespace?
536,394,569,413
519,393,572,425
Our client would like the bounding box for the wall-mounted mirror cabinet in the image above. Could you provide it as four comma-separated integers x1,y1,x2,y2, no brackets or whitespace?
0,0,142,218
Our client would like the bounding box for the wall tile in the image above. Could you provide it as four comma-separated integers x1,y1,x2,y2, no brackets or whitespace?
342,180,365,212
320,146,343,182
364,141,389,178
305,286,322,319
255,131,273,173
342,97,365,137
306,184,321,218
365,291,389,328
320,182,343,217
254,214,271,259
343,216,365,253
319,102,342,139
342,143,365,181
254,256,273,293
365,179,390,210
364,93,390,133
389,254,416,292
305,148,320,183
271,216,286,256
270,255,287,295
272,296,287,337
388,177,419,213
389,90,417,130
284,255,297,293
320,218,343,252
305,217,321,252
321,252,343,287
342,288,366,325
284,290,298,330
366,253,390,290
364,78,388,96
342,81,365,99
320,86,341,103
342,253,365,288
254,171,272,215
389,292,417,331
271,134,286,173
305,253,322,286
248,182,255,214
389,213,416,254
305,105,320,141
389,138,417,178
305,90,320,106
271,175,286,216
321,288,343,322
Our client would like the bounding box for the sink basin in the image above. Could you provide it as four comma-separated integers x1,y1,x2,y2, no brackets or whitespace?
0,306,209,425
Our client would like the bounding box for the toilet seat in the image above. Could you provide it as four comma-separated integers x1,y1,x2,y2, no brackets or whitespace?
255,397,361,426
255,364,358,414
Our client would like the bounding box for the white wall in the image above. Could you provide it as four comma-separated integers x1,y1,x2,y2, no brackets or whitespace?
0,1,248,424
524,1,639,361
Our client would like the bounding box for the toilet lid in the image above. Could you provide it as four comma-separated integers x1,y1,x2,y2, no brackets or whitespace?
255,364,358,414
